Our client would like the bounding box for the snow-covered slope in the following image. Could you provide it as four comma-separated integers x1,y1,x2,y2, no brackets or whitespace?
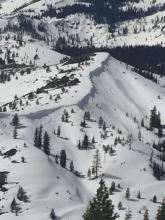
0,52,164,220
0,1,165,220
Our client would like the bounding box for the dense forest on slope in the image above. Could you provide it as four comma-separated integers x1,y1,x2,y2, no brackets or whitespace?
110,46,165,77
41,0,165,26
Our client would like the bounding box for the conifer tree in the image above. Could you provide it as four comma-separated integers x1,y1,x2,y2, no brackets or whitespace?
103,122,107,131
12,113,19,127
110,181,115,195
83,179,117,220
57,126,61,137
37,125,43,149
60,150,66,168
157,199,165,220
43,131,50,156
10,197,21,216
34,128,38,147
99,116,104,128
153,195,157,203
125,209,132,220
71,108,75,113
138,130,142,141
17,186,29,203
92,149,101,178
137,190,141,199
143,209,149,220
83,134,89,149
50,208,56,220
10,198,17,212
3,106,6,112
13,127,18,139
78,140,81,149
141,118,144,127
81,119,87,128
118,201,122,210
125,188,130,200
158,125,163,138
87,168,91,179
70,161,74,172
92,136,95,144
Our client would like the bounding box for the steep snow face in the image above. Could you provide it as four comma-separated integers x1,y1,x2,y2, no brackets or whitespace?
0,53,164,220
86,56,165,131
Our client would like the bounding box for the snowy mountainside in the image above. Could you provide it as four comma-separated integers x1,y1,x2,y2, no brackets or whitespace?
0,52,164,219
0,0,165,220
4,0,165,48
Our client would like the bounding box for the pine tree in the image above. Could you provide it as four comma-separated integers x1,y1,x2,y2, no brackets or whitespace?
84,111,90,120
78,140,82,149
10,198,17,212
92,136,95,144
17,186,29,202
153,195,157,203
50,208,56,220
37,125,43,149
87,168,91,179
141,118,144,127
143,209,149,220
57,126,61,137
13,127,18,139
61,114,65,122
118,201,122,210
70,161,74,172
12,113,19,127
60,150,66,168
81,119,87,128
158,125,163,138
34,128,38,147
157,199,165,220
103,122,107,131
125,209,132,220
43,131,50,156
71,108,75,113
92,149,101,178
83,134,89,149
10,197,21,216
3,106,6,112
138,130,142,141
99,116,104,128
83,179,118,220
137,190,141,199
110,181,115,195
125,188,130,200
